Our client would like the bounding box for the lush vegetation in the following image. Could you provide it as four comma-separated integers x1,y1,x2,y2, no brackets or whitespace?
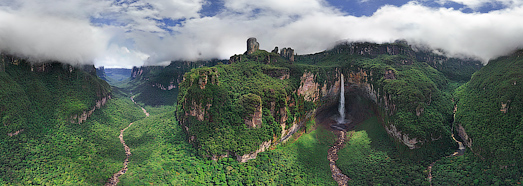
337,116,431,185
177,51,315,157
0,59,146,185
431,152,523,185
454,50,523,172
128,60,223,106
120,110,338,185
295,44,457,159
4,41,518,186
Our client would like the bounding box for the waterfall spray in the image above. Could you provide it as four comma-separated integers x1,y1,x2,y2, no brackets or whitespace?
338,74,345,124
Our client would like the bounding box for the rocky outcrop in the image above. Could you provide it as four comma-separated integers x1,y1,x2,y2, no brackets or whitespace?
263,68,290,80
280,47,294,62
186,102,212,121
187,68,219,89
457,123,472,148
7,129,24,137
131,66,143,79
245,37,260,55
70,95,111,124
236,140,271,163
385,124,420,149
297,72,324,102
180,68,219,123
152,82,176,90
245,104,262,128
271,47,279,54
500,102,509,113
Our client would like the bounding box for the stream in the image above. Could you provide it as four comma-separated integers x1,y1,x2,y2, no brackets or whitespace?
105,96,149,186
427,134,465,185
427,104,466,185
328,130,352,186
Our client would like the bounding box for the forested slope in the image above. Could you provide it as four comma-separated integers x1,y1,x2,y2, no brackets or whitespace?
0,55,144,185
455,49,523,168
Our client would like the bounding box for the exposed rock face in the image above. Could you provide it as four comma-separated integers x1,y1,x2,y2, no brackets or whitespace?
280,47,294,62
7,129,24,136
457,123,472,148
245,104,262,128
186,102,212,121
229,55,241,64
384,69,396,79
296,69,426,148
236,140,271,162
30,63,52,72
245,37,260,55
263,68,290,80
385,124,420,149
500,102,509,113
131,66,143,79
297,72,323,102
271,47,279,54
240,93,263,128
70,95,111,124
180,68,219,125
152,82,176,90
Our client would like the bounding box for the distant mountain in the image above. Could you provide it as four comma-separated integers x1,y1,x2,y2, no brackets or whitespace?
128,59,225,106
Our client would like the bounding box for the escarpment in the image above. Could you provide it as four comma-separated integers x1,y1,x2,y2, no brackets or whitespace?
177,38,479,162
1,54,112,136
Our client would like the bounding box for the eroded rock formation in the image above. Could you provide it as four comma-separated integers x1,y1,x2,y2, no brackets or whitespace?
246,37,260,55
70,95,111,124
280,47,294,62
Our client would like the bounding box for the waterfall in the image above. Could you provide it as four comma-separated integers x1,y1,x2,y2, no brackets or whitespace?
338,74,345,124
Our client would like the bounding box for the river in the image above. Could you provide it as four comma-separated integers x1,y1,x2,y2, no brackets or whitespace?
105,96,149,186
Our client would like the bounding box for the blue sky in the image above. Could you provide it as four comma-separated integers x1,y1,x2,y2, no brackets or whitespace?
1,0,523,68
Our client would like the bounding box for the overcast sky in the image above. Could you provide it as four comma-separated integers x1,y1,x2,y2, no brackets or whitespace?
1,0,523,68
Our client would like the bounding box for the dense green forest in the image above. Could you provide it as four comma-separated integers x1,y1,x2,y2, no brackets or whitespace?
0,58,144,185
1,42,522,185
177,41,474,161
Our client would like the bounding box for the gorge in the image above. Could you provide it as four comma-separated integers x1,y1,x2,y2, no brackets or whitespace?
1,38,522,185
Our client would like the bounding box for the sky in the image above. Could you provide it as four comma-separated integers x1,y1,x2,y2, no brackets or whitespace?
1,0,523,68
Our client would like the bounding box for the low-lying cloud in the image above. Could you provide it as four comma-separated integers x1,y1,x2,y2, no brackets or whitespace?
1,0,523,68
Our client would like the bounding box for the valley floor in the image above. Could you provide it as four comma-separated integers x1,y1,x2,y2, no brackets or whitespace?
4,89,521,185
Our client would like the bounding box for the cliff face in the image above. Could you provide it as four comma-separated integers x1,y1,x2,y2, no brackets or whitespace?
70,95,111,124
295,68,427,149
177,39,475,161
129,60,223,106
1,54,112,137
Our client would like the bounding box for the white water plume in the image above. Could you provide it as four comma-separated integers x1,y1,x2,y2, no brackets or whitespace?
338,74,345,124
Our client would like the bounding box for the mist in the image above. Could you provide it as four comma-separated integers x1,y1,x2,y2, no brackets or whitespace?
1,0,523,68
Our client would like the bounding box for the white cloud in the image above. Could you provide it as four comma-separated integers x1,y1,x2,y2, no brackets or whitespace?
1,0,523,67
436,0,523,9
0,10,109,64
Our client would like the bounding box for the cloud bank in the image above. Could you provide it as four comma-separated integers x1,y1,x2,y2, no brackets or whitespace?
1,0,523,68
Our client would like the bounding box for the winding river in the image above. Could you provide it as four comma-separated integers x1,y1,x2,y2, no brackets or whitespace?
328,130,352,186
105,96,149,186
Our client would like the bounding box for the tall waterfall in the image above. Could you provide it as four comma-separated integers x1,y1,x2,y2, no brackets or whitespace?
338,74,345,124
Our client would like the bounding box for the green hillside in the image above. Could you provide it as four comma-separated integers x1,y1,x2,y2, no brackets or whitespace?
176,41,482,161
455,50,523,167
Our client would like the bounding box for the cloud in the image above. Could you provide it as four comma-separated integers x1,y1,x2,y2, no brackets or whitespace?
436,0,523,9
0,10,109,65
1,0,523,67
